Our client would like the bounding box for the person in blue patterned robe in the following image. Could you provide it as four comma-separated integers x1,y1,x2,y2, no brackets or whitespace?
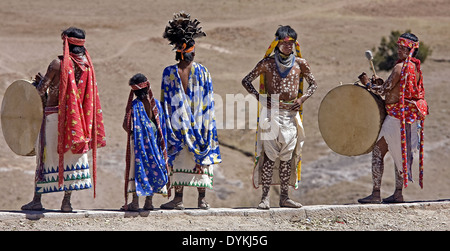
160,12,221,210
121,73,169,211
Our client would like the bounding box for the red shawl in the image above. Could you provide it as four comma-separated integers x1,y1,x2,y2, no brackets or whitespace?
390,37,428,188
58,35,106,197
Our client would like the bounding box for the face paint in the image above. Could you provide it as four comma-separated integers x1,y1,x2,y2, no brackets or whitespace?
278,40,295,55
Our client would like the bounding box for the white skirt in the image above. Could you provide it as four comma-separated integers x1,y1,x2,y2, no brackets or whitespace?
170,148,215,189
35,112,91,194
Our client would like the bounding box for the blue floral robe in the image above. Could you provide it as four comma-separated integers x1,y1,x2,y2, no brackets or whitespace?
131,99,168,196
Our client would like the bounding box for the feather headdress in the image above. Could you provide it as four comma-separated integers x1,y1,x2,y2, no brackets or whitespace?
163,11,206,50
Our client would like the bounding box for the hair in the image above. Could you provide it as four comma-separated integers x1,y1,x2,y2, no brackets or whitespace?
400,32,419,57
175,40,195,62
61,27,86,54
275,25,298,41
163,11,206,62
129,73,148,100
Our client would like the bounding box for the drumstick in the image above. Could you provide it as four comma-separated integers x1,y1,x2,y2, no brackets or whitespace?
365,50,377,77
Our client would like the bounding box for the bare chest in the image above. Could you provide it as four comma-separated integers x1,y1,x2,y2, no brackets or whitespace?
264,61,302,100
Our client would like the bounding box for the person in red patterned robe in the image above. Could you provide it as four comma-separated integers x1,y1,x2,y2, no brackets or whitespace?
21,27,106,212
358,32,428,204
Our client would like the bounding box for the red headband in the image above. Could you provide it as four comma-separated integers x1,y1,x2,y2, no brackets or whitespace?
397,37,419,50
62,35,86,46
131,81,149,90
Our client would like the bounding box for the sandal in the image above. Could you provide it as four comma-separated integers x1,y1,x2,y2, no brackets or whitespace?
198,199,210,210
143,196,154,210
257,196,270,210
358,194,381,204
61,200,73,212
382,194,404,204
120,202,140,211
280,197,302,208
160,200,185,210
21,201,44,211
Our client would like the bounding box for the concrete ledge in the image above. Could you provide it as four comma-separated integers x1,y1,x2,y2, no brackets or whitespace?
1,200,449,221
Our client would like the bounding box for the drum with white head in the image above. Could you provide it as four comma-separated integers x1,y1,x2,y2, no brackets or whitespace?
1,79,44,156
318,84,386,156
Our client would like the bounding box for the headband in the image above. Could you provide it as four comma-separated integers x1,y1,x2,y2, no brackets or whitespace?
62,35,86,46
177,43,195,60
397,37,419,50
264,36,301,58
282,37,295,42
130,81,149,90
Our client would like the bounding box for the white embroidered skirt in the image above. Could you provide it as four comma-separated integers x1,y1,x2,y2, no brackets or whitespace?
170,148,215,189
35,112,91,194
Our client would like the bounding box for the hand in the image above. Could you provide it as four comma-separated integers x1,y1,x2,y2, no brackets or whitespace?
35,72,44,83
371,75,384,86
289,97,304,111
358,72,370,86
32,73,43,87
193,164,203,174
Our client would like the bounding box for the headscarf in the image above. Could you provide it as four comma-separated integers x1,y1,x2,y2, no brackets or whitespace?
58,35,106,197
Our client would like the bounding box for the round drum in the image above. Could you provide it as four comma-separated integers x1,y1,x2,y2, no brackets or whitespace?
1,79,43,156
318,84,386,156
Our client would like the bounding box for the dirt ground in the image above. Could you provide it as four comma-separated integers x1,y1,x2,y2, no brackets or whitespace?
1,0,450,231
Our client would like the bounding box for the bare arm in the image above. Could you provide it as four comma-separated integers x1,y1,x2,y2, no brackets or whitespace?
299,58,317,102
289,58,317,111
241,59,267,100
379,63,402,95
35,59,60,97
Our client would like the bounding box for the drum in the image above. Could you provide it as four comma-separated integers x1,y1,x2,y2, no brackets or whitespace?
318,84,386,156
1,79,44,156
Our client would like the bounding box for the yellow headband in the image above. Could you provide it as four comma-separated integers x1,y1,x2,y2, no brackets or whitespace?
264,37,302,58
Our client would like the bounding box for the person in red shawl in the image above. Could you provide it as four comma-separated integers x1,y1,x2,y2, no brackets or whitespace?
21,27,106,212
358,32,428,204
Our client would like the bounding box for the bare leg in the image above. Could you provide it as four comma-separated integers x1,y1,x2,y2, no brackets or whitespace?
197,187,210,209
358,137,388,204
160,186,185,210
258,155,274,210
279,160,302,208
21,192,43,211
61,191,73,212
